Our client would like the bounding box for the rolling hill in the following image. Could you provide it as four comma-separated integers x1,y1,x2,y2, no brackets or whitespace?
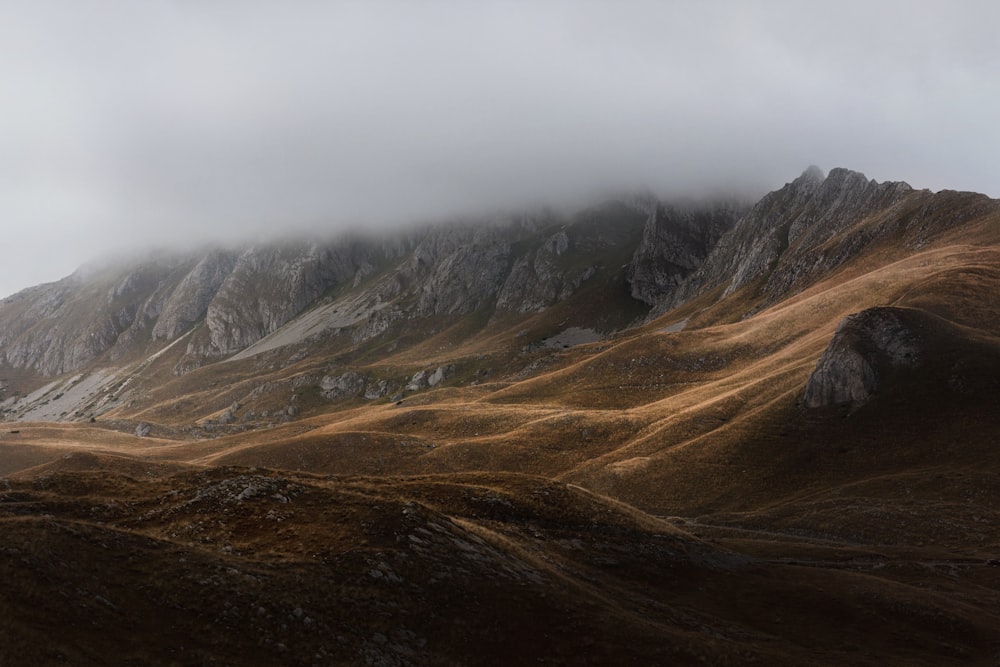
1,166,999,665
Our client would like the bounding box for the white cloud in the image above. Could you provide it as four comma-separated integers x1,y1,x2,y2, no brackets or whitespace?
0,0,997,296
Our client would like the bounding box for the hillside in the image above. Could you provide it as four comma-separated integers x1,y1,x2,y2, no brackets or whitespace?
1,166,999,664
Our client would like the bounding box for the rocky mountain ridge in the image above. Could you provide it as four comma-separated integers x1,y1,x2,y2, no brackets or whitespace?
0,198,722,378
661,166,995,314
0,166,995,424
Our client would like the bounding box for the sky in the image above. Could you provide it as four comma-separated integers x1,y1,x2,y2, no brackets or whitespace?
1,0,998,298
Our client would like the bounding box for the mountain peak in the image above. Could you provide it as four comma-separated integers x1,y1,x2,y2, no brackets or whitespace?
798,164,826,184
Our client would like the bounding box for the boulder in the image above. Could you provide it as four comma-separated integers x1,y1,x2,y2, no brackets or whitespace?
803,307,922,408
319,372,366,400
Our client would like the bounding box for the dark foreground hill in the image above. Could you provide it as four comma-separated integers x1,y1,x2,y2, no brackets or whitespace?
3,457,999,666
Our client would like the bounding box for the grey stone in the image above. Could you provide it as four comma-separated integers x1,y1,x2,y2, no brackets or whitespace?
803,307,922,408
663,167,918,314
319,372,366,399
626,201,743,306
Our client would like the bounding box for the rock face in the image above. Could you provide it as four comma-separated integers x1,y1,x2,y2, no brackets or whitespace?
413,226,513,316
803,307,923,408
319,372,366,400
0,201,650,378
0,255,198,375
0,240,387,375
200,241,371,357
664,167,920,312
497,229,594,313
498,201,650,313
626,201,744,306
152,250,237,341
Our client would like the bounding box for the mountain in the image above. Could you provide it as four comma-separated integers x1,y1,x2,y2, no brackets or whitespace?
1,167,1000,665
0,196,742,421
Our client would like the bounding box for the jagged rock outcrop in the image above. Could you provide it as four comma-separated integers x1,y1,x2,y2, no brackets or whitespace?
0,210,624,376
0,239,384,375
413,226,513,316
664,167,920,312
319,372,366,400
406,365,455,391
153,250,238,341
803,307,923,408
496,229,594,312
174,238,395,369
201,242,367,356
497,201,649,313
626,201,745,305
0,256,196,375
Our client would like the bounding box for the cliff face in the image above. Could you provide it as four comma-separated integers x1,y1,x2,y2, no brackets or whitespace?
412,225,514,317
802,304,1000,411
0,256,200,376
496,229,577,314
626,200,745,306
152,250,238,342
0,203,649,377
200,242,367,356
0,239,393,376
662,167,925,312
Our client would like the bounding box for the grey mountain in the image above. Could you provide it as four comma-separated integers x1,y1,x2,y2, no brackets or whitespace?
0,166,995,424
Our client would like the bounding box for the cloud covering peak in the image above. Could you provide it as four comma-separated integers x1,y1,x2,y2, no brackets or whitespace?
1,1,998,296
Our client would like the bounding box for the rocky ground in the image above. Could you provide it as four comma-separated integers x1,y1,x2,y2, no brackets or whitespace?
2,458,999,665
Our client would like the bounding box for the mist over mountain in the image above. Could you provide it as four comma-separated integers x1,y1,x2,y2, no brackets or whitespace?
1,1,998,297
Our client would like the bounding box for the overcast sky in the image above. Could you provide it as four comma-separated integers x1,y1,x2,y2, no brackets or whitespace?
1,0,998,297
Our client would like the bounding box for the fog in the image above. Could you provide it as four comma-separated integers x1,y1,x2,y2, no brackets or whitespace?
1,1,998,297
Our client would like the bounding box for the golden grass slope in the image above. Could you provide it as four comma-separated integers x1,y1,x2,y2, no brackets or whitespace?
166,242,1000,517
